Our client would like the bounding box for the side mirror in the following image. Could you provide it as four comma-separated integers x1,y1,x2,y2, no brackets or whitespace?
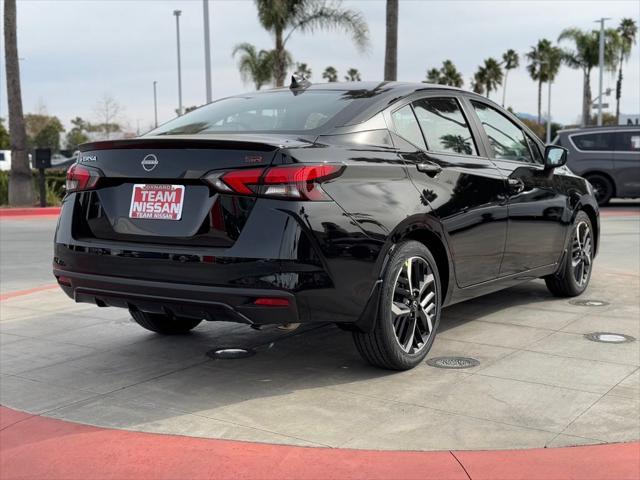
544,145,568,169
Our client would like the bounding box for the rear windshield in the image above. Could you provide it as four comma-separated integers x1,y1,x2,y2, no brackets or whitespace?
147,90,355,135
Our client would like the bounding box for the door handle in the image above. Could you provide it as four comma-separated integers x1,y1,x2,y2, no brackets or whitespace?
507,178,525,194
416,162,442,176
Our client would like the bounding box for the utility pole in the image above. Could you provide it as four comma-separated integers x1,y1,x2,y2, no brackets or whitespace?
174,10,183,116
153,81,158,128
203,0,212,103
595,17,610,127
546,80,552,144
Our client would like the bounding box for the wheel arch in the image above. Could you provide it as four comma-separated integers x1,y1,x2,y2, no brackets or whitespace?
582,170,617,197
354,220,454,333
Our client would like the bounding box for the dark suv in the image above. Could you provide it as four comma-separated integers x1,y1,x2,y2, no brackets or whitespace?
54,82,599,370
554,126,640,205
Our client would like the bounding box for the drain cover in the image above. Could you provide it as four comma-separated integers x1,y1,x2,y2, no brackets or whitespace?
426,356,480,369
207,348,256,360
584,332,636,344
569,299,609,307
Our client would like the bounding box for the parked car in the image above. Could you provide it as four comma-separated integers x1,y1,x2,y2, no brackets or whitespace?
0,150,10,171
554,126,640,205
54,81,599,370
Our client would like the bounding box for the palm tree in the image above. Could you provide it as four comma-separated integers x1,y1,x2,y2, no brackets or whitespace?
425,68,441,84
471,69,485,95
322,66,338,82
501,49,519,106
294,62,312,79
440,60,463,87
558,27,618,126
526,39,563,124
478,58,503,99
384,0,398,81
424,60,463,87
3,0,33,206
232,43,277,90
614,18,638,123
254,0,369,87
344,68,361,81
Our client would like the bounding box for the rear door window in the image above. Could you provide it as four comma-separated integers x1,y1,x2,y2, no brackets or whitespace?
571,132,615,151
471,101,534,163
412,97,477,156
614,131,640,152
391,105,426,150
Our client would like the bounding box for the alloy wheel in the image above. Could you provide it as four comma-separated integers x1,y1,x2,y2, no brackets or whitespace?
571,221,592,287
391,256,437,354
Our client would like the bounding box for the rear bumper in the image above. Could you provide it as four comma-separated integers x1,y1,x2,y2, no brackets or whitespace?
54,269,301,326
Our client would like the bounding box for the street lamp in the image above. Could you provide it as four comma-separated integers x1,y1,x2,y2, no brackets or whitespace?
595,17,611,126
153,81,158,128
203,0,212,103
174,9,183,116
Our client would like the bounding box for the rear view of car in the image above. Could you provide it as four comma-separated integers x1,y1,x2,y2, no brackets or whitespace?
555,126,640,205
54,88,378,337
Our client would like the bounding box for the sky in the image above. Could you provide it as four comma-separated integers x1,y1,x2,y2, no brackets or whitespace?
1,0,639,134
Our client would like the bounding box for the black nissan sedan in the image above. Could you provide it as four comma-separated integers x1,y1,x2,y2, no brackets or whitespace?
54,81,599,370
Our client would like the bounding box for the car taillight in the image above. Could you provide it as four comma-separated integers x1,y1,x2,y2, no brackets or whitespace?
66,163,102,192
204,164,344,201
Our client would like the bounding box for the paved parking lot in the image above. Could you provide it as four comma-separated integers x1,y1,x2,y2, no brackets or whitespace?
1,205,638,451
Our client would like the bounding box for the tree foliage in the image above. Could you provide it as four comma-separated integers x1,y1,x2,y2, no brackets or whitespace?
614,18,638,121
424,60,463,87
558,27,618,126
473,58,502,99
526,39,563,123
0,118,10,150
322,66,338,82
344,68,361,81
295,62,312,79
254,0,369,86
232,42,281,90
25,114,65,151
93,94,122,139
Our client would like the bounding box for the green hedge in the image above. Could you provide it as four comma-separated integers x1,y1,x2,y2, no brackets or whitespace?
0,169,67,206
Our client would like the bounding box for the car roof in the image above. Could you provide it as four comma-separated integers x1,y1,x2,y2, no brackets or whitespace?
251,80,468,99
558,125,640,134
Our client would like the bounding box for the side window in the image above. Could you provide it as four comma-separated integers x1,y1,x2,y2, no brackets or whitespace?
471,101,534,163
525,133,544,165
614,131,640,152
412,97,478,156
391,105,426,150
571,133,614,151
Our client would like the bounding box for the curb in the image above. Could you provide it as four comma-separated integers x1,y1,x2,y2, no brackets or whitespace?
0,206,61,218
1,406,638,480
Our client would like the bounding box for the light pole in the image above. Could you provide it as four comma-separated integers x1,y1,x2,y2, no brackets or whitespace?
174,9,183,116
203,0,212,103
153,81,158,128
595,17,610,126
546,79,552,144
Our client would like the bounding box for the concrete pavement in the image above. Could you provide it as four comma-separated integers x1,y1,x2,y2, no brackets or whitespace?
0,205,638,451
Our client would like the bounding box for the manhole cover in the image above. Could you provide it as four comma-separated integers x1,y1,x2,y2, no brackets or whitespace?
569,299,610,307
584,332,636,344
426,356,480,369
206,348,256,360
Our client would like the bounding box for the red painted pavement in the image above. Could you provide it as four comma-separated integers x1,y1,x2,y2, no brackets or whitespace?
0,284,58,302
1,406,638,480
600,209,640,217
0,207,61,218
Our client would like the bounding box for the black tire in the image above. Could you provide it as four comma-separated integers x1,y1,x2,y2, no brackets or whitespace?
130,310,202,334
585,174,613,206
353,241,441,370
545,211,594,297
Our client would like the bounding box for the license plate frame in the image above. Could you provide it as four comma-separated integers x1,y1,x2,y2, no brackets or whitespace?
128,184,185,221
